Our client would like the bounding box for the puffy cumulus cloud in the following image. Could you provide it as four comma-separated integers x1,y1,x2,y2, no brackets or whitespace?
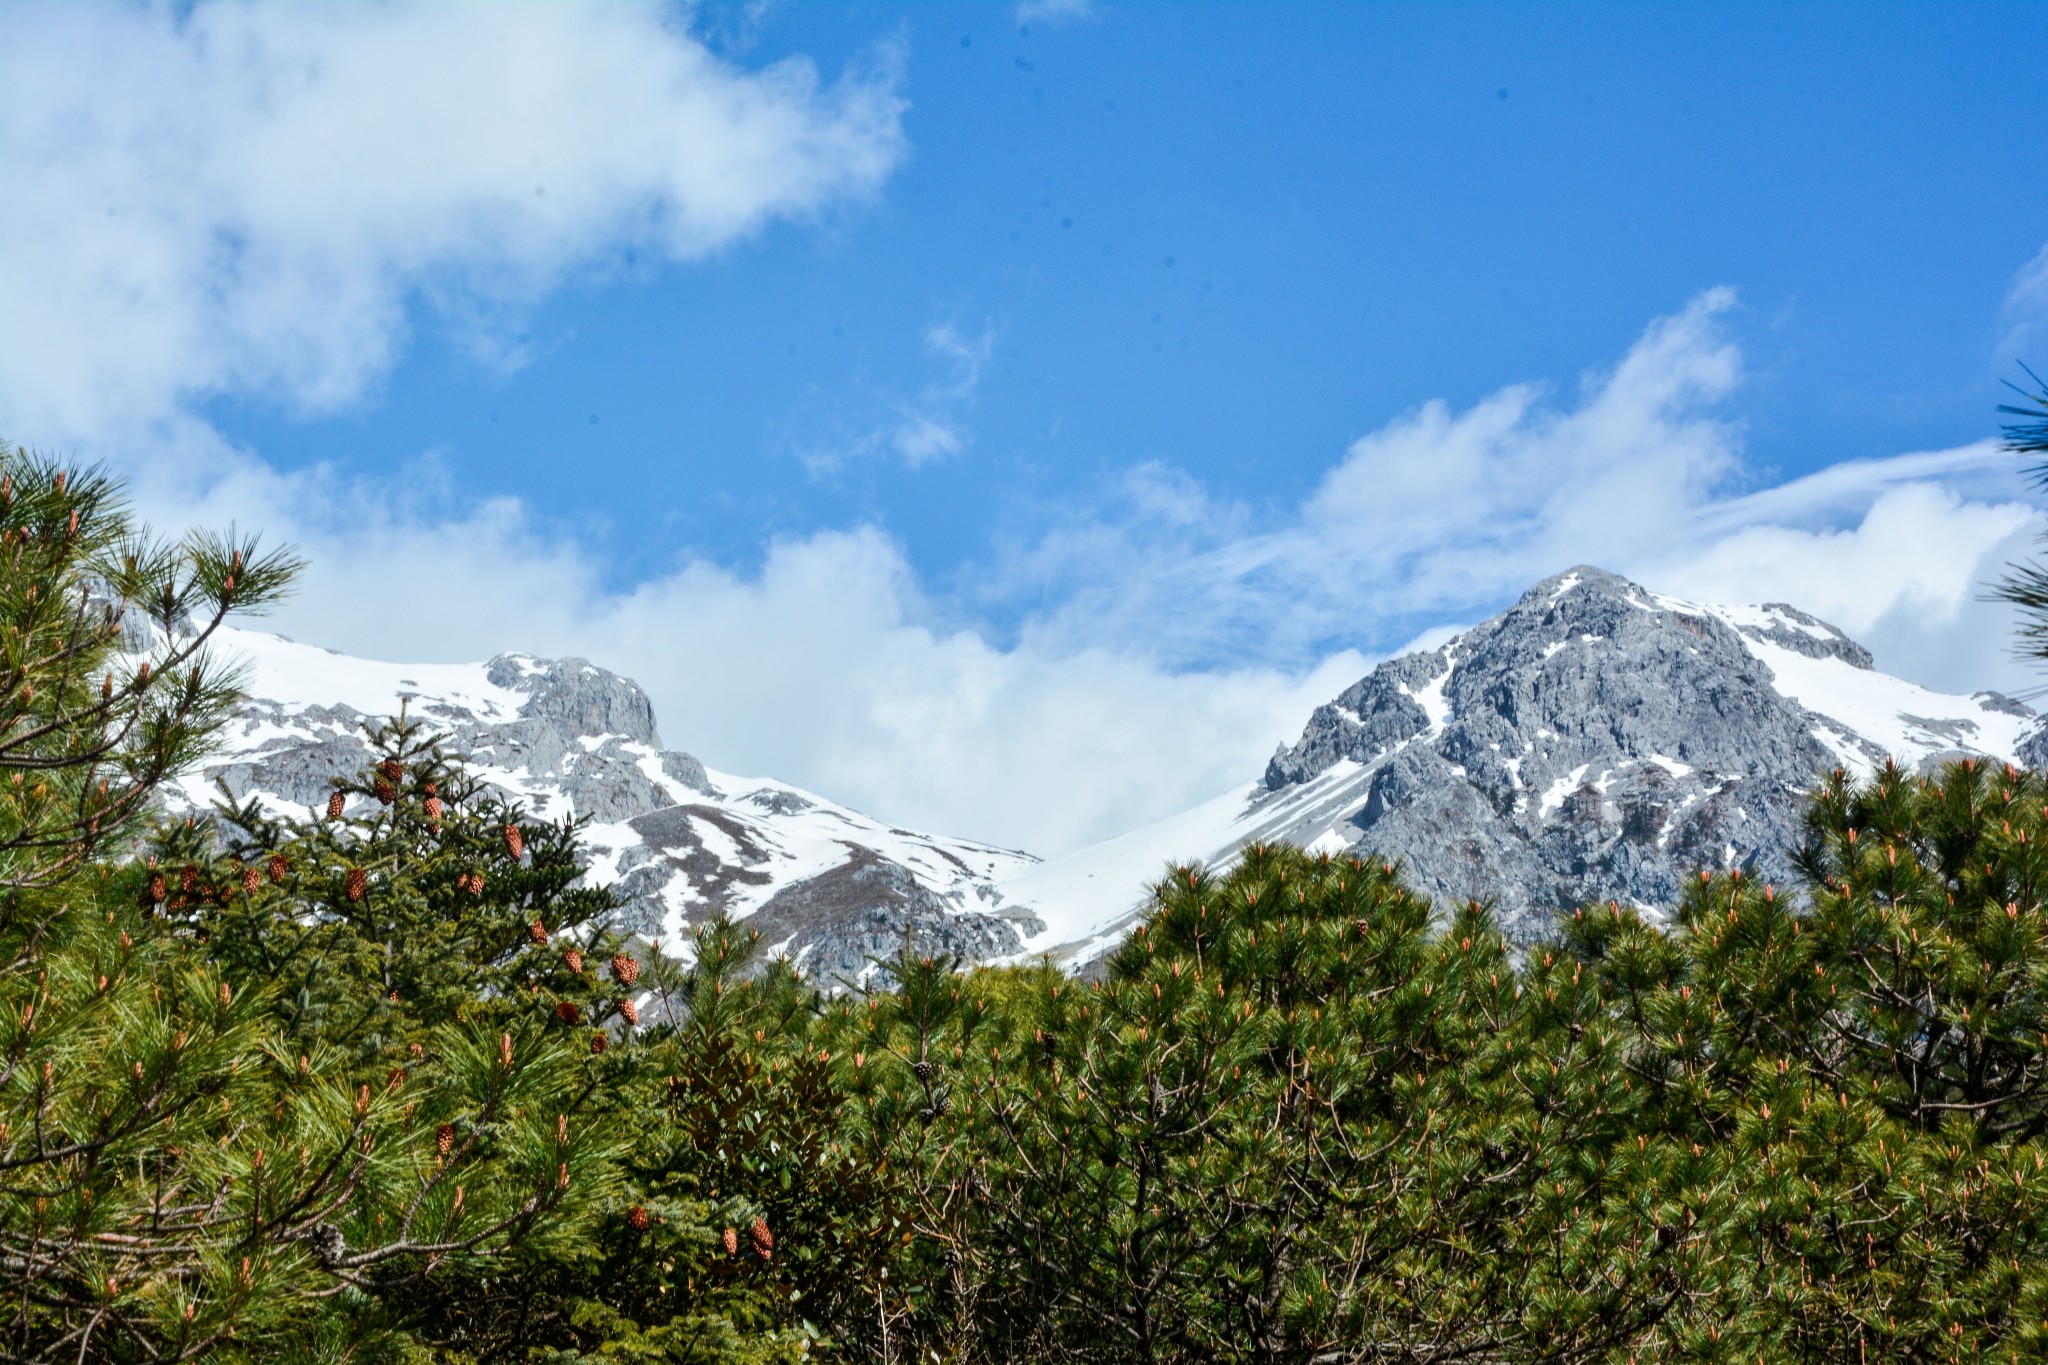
0,0,906,442
157,288,2040,853
998,289,2044,697
148,437,1359,857
1642,480,2040,696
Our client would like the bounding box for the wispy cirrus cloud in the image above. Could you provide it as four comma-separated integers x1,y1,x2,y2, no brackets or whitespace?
800,319,1001,472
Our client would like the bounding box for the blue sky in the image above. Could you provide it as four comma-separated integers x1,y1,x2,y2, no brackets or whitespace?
3,1,2046,852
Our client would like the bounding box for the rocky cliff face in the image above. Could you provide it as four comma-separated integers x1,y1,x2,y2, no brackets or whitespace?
168,629,1036,982
1256,566,2036,939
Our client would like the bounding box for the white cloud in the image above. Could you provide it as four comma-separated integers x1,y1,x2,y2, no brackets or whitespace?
988,289,2043,696
802,319,1000,472
0,0,906,443
1016,0,1096,27
145,435,1357,857
158,291,2042,857
3,5,2038,858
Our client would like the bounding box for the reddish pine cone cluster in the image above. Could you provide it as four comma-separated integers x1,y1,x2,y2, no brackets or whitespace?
241,865,261,894
148,871,167,903
618,999,639,1027
563,948,583,974
436,1123,455,1156
457,870,484,895
610,953,638,985
345,867,368,901
423,795,444,824
554,1001,581,1026
527,919,548,945
721,1226,739,1255
374,778,395,805
627,1204,650,1232
267,854,289,884
326,792,346,820
380,758,403,784
751,1217,773,1259
503,824,524,860
590,1033,608,1055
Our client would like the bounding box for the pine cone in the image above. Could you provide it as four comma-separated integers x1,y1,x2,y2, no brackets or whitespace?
423,781,438,798
503,824,525,860
527,919,548,946
563,948,583,974
590,1033,607,1055
627,1204,650,1232
436,1123,455,1156
180,865,198,892
423,795,444,823
326,791,345,820
374,778,395,805
619,999,639,1027
345,867,367,901
610,953,639,986
554,1001,580,1026
268,854,289,884
722,1226,739,1256
751,1217,773,1259
240,864,260,894
148,872,166,903
380,758,403,784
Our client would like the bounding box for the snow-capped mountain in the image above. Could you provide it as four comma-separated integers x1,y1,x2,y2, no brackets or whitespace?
1010,566,2046,954
169,628,1042,983
174,565,2046,976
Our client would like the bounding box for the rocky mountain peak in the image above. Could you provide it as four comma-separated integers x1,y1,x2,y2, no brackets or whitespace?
1238,565,2040,940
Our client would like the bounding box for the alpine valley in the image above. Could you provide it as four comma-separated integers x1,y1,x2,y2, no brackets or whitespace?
167,566,2047,975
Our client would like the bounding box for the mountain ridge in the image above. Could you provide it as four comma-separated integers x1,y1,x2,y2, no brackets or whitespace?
168,565,2042,972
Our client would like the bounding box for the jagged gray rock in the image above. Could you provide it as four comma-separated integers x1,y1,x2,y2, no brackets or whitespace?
176,637,1033,979
1264,567,1855,938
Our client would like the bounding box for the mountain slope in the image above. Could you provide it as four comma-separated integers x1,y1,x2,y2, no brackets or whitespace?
170,627,1040,982
176,566,2040,974
1003,566,2042,952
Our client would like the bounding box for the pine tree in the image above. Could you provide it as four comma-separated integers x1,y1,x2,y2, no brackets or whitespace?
1988,365,2048,663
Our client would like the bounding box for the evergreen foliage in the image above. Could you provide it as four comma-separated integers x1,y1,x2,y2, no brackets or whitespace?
1990,364,2048,664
